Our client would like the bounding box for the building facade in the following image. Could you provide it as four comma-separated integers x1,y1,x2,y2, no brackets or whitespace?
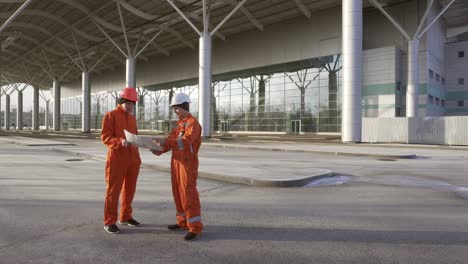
2,0,467,138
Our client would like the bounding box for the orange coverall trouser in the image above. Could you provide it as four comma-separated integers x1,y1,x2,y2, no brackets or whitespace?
104,154,140,226
171,154,203,234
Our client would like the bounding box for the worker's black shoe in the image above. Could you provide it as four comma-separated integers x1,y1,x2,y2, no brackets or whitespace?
104,224,120,234
120,218,140,227
167,224,183,230
184,232,200,241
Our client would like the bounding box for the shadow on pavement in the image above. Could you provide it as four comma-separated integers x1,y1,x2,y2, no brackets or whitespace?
199,225,468,245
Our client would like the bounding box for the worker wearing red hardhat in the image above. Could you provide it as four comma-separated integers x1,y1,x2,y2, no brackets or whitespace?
101,87,142,234
152,92,203,241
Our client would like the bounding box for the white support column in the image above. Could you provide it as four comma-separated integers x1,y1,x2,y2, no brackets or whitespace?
45,101,50,130
0,94,2,129
166,0,245,137
342,0,363,143
199,35,212,137
53,80,61,131
32,86,39,130
82,72,91,132
5,95,10,130
126,56,136,88
407,39,419,117
17,91,23,130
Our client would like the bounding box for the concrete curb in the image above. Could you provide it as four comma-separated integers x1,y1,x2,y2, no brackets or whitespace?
51,148,334,187
197,170,334,187
0,137,75,147
203,143,417,159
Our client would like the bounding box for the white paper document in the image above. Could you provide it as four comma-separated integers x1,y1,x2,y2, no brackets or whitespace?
124,130,164,151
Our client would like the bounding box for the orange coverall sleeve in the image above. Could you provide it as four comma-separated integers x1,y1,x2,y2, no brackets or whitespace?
161,127,178,153
101,112,124,150
168,120,200,151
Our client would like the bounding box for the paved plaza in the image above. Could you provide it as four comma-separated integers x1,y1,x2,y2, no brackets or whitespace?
1,134,468,263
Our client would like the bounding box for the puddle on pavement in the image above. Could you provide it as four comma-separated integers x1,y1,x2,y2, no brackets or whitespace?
304,176,353,187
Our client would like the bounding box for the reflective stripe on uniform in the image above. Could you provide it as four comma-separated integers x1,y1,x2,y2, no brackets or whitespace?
189,144,194,154
177,138,184,150
177,212,186,217
188,216,201,223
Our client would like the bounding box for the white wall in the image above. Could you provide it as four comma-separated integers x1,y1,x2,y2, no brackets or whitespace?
363,47,399,85
445,41,468,91
362,116,468,145
362,47,399,117
425,1,447,117
445,40,468,115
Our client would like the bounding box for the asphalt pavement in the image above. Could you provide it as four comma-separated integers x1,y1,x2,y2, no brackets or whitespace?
1,132,468,263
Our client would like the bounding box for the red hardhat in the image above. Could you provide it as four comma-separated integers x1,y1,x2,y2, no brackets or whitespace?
120,87,138,102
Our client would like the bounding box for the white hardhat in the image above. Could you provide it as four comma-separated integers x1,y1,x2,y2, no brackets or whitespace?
171,92,191,106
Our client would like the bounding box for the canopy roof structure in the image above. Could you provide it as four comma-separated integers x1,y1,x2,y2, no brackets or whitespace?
0,0,466,89
0,0,342,89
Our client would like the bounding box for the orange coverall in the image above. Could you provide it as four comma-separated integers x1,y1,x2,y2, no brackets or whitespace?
162,113,203,234
101,104,141,226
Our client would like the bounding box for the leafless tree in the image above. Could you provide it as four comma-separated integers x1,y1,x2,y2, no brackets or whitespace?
137,87,149,127
211,81,227,131
286,68,322,117
92,92,107,129
149,90,164,120
107,91,120,106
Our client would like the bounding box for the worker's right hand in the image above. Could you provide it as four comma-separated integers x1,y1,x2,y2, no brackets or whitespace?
151,150,163,156
122,139,129,147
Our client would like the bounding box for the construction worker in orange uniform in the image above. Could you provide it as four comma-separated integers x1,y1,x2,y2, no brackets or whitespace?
152,92,203,241
101,87,142,234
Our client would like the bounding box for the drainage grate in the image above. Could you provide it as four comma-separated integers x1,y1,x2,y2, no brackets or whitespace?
66,159,84,162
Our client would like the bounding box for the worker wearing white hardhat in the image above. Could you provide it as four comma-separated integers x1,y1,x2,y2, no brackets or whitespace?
171,92,192,106
152,92,203,241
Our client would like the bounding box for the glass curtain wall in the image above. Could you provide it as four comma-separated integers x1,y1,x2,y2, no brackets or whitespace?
61,97,82,130
61,54,341,133
212,54,342,133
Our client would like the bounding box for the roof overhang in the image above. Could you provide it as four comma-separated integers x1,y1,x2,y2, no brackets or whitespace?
0,0,341,89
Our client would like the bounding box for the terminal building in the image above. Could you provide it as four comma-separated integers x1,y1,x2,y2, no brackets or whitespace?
1,0,467,144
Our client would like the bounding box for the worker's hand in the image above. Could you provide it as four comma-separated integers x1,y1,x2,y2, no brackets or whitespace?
151,150,163,156
122,139,129,147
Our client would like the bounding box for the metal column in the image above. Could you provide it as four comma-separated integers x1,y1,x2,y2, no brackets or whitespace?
53,80,61,131
341,0,363,142
82,72,91,132
0,94,2,129
0,0,34,34
126,56,136,88
17,91,23,130
5,95,10,130
199,35,212,137
45,101,50,130
32,86,39,130
406,40,419,117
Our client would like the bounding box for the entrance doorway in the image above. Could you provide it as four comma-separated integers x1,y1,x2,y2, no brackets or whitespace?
291,119,301,134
